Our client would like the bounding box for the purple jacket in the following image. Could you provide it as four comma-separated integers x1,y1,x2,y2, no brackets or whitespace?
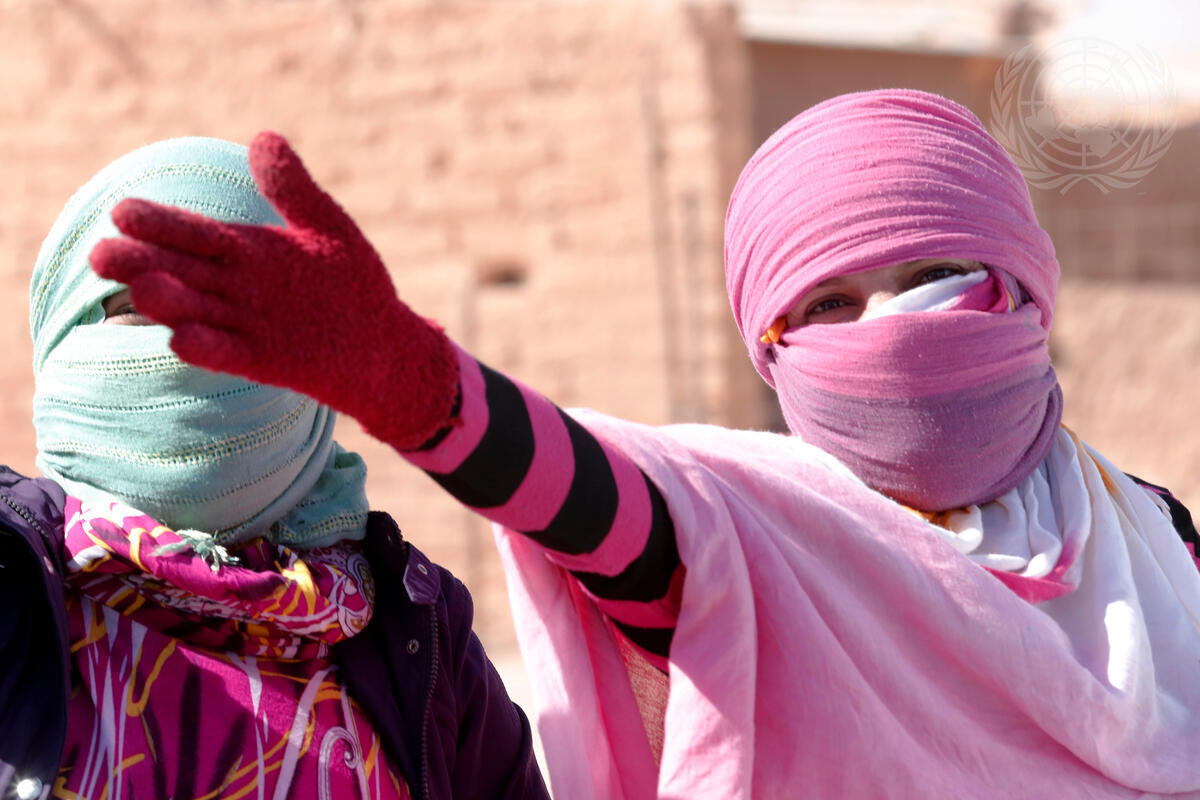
0,466,549,800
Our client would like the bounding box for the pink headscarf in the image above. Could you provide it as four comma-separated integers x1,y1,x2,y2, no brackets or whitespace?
725,89,1062,510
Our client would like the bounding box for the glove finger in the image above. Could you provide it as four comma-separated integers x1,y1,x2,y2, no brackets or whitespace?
170,323,259,379
128,272,239,329
91,238,228,294
248,131,356,236
112,197,237,258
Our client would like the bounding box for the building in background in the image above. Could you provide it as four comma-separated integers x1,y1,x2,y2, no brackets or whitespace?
2,0,1196,655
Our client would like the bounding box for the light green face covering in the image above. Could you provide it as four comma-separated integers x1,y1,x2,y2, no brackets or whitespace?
30,136,369,550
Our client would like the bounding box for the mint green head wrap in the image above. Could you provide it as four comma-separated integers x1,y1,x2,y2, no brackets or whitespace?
31,136,368,550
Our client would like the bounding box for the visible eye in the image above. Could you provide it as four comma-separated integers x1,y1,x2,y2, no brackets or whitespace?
103,290,137,318
805,296,850,319
101,289,155,326
788,293,859,326
787,293,854,326
912,263,967,287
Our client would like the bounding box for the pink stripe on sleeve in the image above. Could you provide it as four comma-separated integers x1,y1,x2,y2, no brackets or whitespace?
589,594,680,630
471,384,574,531
403,345,488,473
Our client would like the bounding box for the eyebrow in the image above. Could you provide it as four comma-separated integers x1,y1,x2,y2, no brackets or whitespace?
809,275,848,289
817,259,977,281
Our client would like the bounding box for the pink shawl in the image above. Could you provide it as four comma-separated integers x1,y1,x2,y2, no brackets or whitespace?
498,416,1200,798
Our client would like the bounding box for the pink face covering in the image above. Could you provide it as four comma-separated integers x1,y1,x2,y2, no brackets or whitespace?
725,89,1062,510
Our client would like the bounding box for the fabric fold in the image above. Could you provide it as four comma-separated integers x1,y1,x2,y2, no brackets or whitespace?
499,417,1200,799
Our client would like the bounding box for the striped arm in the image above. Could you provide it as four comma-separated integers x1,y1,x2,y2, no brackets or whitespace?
406,347,681,664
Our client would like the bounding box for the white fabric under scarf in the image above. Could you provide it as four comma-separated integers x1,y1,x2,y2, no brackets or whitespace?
862,268,991,319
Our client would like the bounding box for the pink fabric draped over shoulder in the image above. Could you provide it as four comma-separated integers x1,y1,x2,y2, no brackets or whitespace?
724,89,1063,510
498,412,1200,799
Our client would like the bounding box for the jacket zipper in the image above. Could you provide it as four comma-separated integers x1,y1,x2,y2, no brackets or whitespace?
2,491,66,580
0,493,50,541
420,603,439,800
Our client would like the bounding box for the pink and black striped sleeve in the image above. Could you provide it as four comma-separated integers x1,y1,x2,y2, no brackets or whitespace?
405,348,682,668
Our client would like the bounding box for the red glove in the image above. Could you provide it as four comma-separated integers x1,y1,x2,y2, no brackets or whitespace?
90,131,459,451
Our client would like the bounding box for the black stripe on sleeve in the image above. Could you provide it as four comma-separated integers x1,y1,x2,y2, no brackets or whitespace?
611,619,673,659
571,473,679,602
430,364,535,509
522,409,618,555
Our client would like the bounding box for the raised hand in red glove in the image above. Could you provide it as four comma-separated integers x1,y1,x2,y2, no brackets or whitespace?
90,131,459,451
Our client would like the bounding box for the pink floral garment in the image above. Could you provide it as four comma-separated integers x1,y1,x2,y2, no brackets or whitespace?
55,498,413,800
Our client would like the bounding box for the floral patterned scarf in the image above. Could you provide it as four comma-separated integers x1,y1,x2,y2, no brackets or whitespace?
57,497,412,799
